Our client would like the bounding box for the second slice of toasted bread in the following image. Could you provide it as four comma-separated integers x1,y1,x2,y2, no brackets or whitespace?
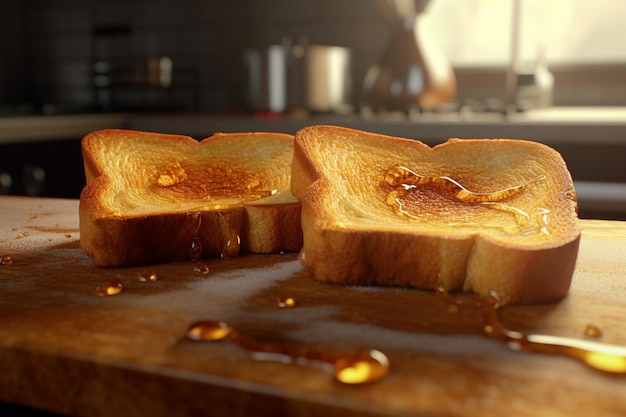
80,129,302,267
291,125,580,304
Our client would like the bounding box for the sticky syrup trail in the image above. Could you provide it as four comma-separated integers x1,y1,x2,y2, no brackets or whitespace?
188,212,203,260
438,288,626,374
185,320,389,384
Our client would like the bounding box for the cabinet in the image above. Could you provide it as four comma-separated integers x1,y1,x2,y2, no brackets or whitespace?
0,138,84,198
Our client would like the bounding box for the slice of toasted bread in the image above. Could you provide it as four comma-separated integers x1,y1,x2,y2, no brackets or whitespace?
80,129,302,267
291,125,580,304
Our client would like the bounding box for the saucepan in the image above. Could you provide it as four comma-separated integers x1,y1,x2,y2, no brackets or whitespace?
243,42,352,113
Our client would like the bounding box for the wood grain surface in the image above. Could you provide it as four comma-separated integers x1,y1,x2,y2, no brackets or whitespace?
0,196,625,417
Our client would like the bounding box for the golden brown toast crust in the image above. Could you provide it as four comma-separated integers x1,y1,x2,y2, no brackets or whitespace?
80,129,302,267
291,125,581,304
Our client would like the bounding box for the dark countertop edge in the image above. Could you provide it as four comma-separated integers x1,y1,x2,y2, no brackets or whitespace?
127,112,626,145
1,108,625,145
0,113,131,144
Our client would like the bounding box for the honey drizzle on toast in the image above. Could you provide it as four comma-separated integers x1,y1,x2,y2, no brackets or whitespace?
383,165,549,234
156,161,273,201
385,165,529,203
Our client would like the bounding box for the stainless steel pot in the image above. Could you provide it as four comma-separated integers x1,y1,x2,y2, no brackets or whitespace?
243,43,352,113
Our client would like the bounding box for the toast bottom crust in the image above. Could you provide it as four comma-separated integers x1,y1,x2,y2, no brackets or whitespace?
298,223,580,305
80,202,302,267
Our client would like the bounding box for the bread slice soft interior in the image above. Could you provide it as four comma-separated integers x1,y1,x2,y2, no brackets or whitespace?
80,129,302,267
291,125,580,304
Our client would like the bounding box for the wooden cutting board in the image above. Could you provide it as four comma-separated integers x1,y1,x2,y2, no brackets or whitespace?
1,196,625,417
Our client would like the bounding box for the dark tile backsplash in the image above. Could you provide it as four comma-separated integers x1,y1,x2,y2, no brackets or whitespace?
15,0,389,113
6,0,623,114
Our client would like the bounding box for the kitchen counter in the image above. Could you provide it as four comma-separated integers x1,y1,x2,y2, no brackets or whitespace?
1,107,625,145
0,113,130,144
1,108,625,218
1,196,625,416
127,107,626,145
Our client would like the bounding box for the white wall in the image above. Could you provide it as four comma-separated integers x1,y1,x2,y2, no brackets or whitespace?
426,0,626,66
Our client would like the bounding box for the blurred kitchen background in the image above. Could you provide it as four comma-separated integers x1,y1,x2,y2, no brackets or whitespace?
1,0,625,219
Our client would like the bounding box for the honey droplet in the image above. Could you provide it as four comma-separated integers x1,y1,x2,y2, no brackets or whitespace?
186,320,232,341
95,280,123,296
157,161,187,187
277,295,296,308
189,236,203,260
483,324,495,334
584,324,603,338
193,262,210,274
220,234,241,259
333,350,390,384
138,270,158,282
0,255,13,266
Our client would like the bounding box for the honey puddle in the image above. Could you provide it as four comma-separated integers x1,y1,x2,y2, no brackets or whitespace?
185,320,389,384
438,288,626,374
